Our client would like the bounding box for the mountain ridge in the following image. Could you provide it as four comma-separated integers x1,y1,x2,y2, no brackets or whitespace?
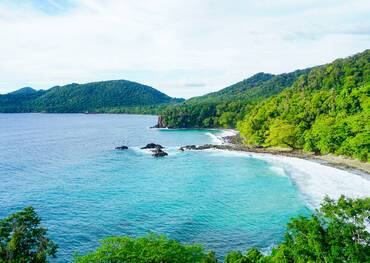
0,79,184,113
7,87,38,95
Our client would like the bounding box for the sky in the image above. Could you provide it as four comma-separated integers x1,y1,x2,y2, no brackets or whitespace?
0,0,369,98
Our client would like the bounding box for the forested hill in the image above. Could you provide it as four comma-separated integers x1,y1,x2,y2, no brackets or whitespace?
159,49,370,161
160,69,311,128
238,50,369,161
0,80,183,113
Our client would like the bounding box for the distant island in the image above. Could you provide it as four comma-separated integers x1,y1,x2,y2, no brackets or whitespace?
0,80,184,114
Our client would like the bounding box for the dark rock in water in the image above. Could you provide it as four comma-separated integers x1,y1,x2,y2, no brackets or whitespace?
141,143,164,149
151,147,168,157
115,145,128,150
151,116,166,128
179,145,197,151
152,151,168,157
179,144,227,151
195,144,216,150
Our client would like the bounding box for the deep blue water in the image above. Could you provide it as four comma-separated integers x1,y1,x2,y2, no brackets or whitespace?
0,114,309,261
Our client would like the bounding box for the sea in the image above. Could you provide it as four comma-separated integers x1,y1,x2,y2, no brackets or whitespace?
1,113,369,262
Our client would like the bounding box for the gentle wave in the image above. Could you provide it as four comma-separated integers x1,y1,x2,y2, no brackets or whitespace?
203,149,370,208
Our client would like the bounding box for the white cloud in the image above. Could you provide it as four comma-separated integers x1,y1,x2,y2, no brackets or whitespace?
0,0,369,98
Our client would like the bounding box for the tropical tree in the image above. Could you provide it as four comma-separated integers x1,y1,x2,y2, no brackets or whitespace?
0,207,58,262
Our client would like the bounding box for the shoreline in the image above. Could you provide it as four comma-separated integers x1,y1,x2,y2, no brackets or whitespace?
195,129,370,175
147,126,369,175
202,148,370,208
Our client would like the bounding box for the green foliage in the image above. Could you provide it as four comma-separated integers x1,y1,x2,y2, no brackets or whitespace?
238,50,370,161
0,80,183,113
225,196,370,263
0,207,57,262
225,248,263,263
3,197,369,262
265,119,296,148
0,90,46,113
73,233,218,263
73,197,370,263
160,70,308,128
159,50,369,161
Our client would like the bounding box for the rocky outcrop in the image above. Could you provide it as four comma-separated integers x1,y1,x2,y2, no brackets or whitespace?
115,145,128,150
221,134,243,145
140,143,168,157
141,143,164,149
152,147,168,157
179,144,249,151
151,116,167,128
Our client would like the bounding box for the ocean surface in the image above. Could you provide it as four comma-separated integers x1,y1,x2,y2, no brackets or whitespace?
1,114,369,262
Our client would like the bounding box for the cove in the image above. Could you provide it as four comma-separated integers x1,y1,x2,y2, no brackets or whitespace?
1,114,367,261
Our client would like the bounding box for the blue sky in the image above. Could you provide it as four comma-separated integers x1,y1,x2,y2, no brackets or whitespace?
0,0,369,98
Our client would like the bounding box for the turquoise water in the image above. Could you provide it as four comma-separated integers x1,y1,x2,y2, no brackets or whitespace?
0,114,309,261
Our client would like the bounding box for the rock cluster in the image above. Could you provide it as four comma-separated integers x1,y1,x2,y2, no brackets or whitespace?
141,143,164,149
140,143,168,157
221,134,243,144
115,142,169,157
179,144,238,151
151,147,168,157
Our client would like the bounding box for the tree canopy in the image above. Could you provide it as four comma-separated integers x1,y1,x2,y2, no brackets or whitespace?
73,233,217,263
238,50,370,161
160,70,309,129
0,207,58,262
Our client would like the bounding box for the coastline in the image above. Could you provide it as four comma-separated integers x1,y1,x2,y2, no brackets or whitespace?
203,148,370,208
202,129,370,175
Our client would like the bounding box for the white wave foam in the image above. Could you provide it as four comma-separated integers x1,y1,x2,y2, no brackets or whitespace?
254,156,370,207
205,129,238,145
130,147,152,155
149,127,169,130
164,147,182,156
269,165,288,177
205,132,223,145
202,149,370,208
217,129,239,137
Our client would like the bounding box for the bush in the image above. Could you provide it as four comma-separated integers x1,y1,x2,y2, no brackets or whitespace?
74,233,217,263
225,196,370,262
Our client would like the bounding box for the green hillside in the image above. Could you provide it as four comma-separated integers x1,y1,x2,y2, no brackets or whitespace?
238,50,369,161
0,89,47,112
0,80,183,113
159,49,369,161
160,69,310,128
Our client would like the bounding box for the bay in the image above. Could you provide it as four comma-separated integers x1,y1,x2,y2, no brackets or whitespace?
0,113,313,261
